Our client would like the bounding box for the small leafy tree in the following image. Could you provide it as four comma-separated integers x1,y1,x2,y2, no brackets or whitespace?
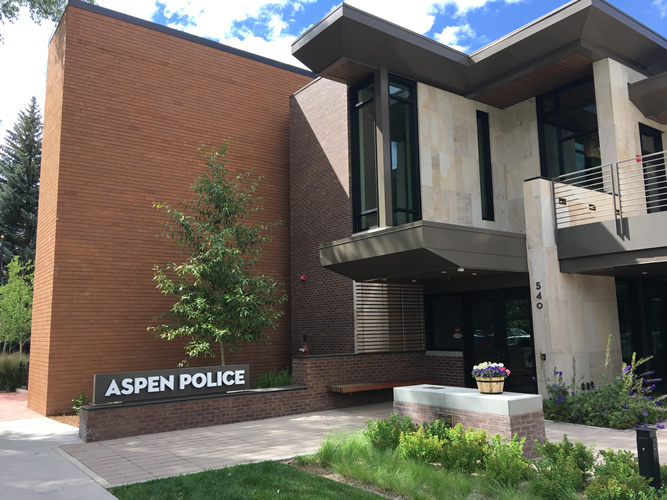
0,256,33,354
149,144,286,366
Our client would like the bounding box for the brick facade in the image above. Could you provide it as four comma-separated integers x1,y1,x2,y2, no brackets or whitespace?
79,351,467,441
29,4,312,415
289,79,355,355
394,401,545,458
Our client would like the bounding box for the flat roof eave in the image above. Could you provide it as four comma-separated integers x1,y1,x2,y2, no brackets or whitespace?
292,0,666,107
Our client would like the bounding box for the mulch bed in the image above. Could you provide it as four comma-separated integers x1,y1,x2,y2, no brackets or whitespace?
49,415,79,428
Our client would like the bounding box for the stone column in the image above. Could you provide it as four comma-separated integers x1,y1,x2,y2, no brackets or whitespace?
523,178,622,397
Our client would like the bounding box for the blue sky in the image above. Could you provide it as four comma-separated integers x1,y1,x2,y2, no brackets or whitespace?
0,0,665,138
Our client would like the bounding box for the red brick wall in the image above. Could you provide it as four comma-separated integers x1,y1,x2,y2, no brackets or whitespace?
29,5,312,415
289,79,355,355
424,354,465,386
79,351,468,441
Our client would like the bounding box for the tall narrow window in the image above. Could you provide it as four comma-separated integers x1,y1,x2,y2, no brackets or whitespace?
389,76,420,225
537,76,600,179
476,110,494,221
351,79,378,232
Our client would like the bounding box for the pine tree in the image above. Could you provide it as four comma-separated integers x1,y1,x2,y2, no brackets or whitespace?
0,96,42,271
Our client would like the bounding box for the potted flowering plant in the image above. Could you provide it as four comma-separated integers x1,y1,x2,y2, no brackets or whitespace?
471,362,511,394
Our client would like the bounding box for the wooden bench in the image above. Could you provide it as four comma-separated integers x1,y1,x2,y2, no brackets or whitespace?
327,379,437,393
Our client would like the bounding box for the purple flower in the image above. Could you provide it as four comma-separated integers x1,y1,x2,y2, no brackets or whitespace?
644,423,649,427
658,424,665,429
556,396,564,404
557,371,563,376
531,376,536,381
622,405,629,409
623,366,631,372
657,402,663,407
642,411,649,417
571,392,575,396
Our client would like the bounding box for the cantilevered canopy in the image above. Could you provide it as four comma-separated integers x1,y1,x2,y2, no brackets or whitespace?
319,221,528,282
292,0,667,109
629,72,667,125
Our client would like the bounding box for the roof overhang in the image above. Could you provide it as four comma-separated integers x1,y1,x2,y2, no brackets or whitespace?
319,221,528,282
629,72,667,125
292,0,667,109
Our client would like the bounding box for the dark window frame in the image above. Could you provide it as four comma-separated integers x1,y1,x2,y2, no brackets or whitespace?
476,110,494,221
537,75,598,178
388,74,421,226
350,76,378,233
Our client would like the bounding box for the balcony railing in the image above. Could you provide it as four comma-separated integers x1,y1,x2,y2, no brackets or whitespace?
552,150,667,237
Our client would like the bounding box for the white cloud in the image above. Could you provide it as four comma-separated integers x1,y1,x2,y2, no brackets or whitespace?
0,8,54,141
653,0,667,18
434,23,475,52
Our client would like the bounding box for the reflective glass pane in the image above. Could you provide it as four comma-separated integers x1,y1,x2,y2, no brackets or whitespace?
389,82,411,100
560,131,601,173
389,93,417,224
428,295,464,350
355,82,374,105
357,101,378,225
559,79,597,139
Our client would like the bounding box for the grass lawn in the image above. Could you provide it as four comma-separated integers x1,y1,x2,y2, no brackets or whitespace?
109,461,384,500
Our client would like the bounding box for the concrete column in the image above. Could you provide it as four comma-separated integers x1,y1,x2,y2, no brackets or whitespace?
523,178,622,397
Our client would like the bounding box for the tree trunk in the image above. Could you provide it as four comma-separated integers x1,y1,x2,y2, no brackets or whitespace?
219,342,225,366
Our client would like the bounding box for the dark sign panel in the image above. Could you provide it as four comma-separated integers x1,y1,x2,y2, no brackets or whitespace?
93,365,250,404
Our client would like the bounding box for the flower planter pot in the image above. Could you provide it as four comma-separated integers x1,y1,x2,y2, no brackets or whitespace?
475,377,505,394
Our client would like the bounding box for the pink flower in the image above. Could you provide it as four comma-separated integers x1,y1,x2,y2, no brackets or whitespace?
506,369,511,376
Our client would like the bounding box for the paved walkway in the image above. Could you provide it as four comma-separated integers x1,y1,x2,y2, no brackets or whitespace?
0,392,41,421
2,394,667,496
60,403,391,488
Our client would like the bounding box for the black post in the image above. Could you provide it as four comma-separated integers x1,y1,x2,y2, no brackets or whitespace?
636,427,661,489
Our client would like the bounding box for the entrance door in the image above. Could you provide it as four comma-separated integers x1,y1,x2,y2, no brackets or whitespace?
426,288,537,393
639,124,666,213
469,290,537,393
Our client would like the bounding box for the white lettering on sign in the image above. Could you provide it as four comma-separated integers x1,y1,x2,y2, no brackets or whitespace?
101,367,248,402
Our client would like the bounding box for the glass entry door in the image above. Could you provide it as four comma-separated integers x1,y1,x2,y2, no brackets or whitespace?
469,291,536,393
639,124,666,213
427,288,537,393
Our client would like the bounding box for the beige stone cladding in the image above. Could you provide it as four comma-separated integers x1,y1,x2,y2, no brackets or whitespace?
523,178,622,396
417,82,540,233
594,58,667,218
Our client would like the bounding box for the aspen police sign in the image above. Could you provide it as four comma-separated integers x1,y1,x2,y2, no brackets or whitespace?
93,365,249,404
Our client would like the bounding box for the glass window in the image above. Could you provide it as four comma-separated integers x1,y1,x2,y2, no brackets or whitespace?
537,77,601,178
426,295,464,350
351,79,378,232
476,111,494,221
389,75,420,226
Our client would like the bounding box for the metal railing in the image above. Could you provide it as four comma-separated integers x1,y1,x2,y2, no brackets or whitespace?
552,150,667,237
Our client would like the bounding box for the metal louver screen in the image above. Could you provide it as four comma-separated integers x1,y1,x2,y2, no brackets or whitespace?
354,282,425,353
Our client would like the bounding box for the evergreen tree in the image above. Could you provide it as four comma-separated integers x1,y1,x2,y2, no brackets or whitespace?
0,96,42,270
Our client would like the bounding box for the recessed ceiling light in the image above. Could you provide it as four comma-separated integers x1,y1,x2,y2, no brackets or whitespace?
472,272,477,276
457,267,465,272
642,272,648,275
441,271,447,274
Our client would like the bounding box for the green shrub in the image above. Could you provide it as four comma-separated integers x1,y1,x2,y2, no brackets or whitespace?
585,449,654,499
542,339,667,429
0,352,28,392
72,392,89,415
439,424,488,473
251,369,292,389
363,413,416,451
422,418,451,440
483,434,534,487
398,425,443,463
533,436,594,499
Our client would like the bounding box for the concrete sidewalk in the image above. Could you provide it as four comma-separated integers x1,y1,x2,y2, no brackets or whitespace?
0,416,115,500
